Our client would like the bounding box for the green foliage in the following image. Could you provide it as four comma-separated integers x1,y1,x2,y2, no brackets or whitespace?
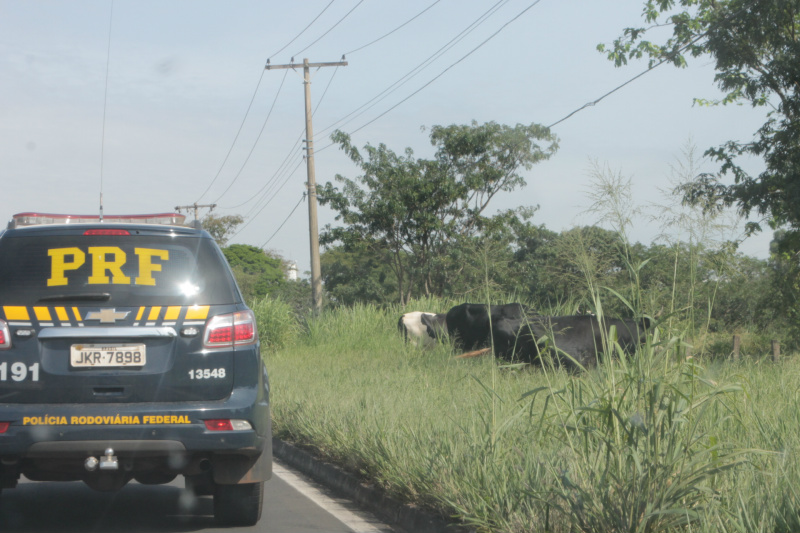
267,278,315,318
315,219,788,338
532,335,749,532
201,213,244,247
320,243,397,307
223,244,285,304
313,135,793,343
601,0,800,255
251,295,302,351
319,121,558,304
768,229,800,348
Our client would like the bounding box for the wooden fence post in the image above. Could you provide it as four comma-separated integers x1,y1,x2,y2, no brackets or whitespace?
732,335,741,361
772,340,781,363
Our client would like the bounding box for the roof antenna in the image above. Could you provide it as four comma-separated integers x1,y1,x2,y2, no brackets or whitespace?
99,0,114,224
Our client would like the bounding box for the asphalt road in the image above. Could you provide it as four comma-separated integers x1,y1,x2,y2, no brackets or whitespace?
0,459,397,533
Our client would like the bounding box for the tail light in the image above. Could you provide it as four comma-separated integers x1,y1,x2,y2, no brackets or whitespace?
0,319,10,349
0,422,9,434
203,310,257,348
204,419,252,431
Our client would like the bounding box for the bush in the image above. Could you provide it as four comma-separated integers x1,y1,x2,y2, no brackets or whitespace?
251,296,303,351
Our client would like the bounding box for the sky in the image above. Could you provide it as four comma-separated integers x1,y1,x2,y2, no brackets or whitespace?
0,0,774,277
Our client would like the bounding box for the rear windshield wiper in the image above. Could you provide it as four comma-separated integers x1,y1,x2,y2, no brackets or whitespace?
38,293,112,303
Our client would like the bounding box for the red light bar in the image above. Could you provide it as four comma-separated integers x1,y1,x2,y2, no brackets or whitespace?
12,212,187,227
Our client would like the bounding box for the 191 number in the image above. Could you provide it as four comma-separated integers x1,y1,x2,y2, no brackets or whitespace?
0,362,40,382
188,368,226,380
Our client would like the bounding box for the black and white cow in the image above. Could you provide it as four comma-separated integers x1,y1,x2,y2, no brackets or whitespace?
445,302,536,354
398,311,447,348
508,315,651,369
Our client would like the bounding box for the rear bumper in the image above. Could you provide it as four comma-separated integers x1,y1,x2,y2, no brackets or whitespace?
0,388,272,483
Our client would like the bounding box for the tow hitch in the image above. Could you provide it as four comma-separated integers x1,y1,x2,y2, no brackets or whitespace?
85,448,118,471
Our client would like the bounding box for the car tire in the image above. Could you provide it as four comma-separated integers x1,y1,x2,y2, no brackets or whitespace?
214,481,264,526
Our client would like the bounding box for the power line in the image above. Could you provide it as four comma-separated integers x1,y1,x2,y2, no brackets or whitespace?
223,132,304,210
196,2,338,205
544,2,757,129
243,153,304,220
268,0,337,61
260,193,306,248
547,32,708,129
210,69,290,204
344,0,444,56
231,157,305,238
319,0,545,148
221,64,343,211
315,0,511,142
293,0,366,57
207,1,511,212
194,69,268,203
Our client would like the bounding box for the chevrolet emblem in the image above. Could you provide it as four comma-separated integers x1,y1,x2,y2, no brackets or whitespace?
85,309,130,324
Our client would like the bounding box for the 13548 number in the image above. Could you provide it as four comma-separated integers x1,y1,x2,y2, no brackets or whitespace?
188,368,226,380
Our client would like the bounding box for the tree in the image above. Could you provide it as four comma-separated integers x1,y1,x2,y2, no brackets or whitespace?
223,244,285,303
601,1,800,241
768,229,800,342
318,121,558,304
202,214,244,247
320,243,397,306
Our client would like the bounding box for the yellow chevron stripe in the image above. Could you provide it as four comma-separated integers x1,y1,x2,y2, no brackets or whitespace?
185,305,210,320
4,306,30,321
55,307,69,322
3,305,211,324
33,307,52,321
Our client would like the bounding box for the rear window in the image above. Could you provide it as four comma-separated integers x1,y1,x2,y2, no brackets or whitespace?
0,233,239,306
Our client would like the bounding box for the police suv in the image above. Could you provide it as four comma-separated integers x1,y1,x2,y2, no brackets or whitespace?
0,212,272,526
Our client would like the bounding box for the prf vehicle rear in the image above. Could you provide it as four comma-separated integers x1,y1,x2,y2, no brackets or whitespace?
0,212,272,526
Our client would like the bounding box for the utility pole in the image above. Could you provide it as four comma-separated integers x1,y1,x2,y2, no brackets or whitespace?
174,203,216,228
266,57,347,315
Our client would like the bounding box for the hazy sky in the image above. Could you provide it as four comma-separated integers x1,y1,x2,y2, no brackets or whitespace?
0,1,772,275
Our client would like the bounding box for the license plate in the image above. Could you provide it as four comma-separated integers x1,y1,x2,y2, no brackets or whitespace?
70,344,146,367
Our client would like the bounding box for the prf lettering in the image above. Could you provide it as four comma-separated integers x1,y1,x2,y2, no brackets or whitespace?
47,247,169,287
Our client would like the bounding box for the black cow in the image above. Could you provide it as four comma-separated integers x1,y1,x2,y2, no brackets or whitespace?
445,303,536,354
513,315,651,369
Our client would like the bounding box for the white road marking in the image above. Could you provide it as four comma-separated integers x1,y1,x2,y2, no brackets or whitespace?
273,460,395,533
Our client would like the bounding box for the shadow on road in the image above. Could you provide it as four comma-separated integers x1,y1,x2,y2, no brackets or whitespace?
0,481,215,532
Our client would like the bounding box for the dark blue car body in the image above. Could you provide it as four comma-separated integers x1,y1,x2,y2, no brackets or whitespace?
0,214,271,525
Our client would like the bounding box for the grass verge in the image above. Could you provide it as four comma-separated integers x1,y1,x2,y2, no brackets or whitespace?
263,303,800,533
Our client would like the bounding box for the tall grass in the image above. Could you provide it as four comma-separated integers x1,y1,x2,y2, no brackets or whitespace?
251,296,303,350
263,299,800,533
